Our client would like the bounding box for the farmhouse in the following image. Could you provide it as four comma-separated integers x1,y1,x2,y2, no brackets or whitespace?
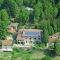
16,29,43,47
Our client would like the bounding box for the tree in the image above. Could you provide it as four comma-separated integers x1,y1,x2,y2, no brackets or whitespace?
18,7,30,25
39,20,49,45
0,0,60,40
15,0,23,6
57,17,60,32
34,2,43,20
0,9,10,40
43,29,49,46
44,1,58,20
0,0,4,7
54,40,60,55
7,0,20,18
53,19,57,33
34,2,45,28
47,20,54,35
1,9,10,24
57,1,60,14
23,0,30,7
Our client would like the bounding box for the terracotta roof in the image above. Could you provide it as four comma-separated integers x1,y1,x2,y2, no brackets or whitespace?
16,33,24,40
8,23,19,33
48,33,60,43
2,39,13,46
17,29,43,40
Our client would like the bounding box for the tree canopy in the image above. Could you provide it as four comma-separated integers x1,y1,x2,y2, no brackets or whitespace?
0,0,60,41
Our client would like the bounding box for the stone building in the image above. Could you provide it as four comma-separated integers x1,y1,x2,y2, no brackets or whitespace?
16,29,43,47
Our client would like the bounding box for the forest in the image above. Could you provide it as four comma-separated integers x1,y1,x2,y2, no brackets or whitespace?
0,0,60,41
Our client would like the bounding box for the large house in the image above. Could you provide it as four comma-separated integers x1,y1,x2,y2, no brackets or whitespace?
16,29,43,47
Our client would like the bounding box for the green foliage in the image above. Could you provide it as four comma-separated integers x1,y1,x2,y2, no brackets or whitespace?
0,9,10,40
57,18,60,32
35,43,45,49
44,1,58,19
0,0,4,7
11,48,32,60
0,0,60,43
6,0,20,18
39,20,49,44
34,2,43,20
18,6,30,25
41,56,52,60
15,0,23,6
54,40,60,55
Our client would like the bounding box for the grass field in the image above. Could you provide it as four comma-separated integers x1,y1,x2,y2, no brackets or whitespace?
11,48,45,60
30,50,45,60
53,56,60,60
0,48,60,60
0,52,12,60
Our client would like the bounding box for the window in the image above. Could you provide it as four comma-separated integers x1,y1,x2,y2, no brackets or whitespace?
38,38,40,40
51,37,52,38
18,41,20,44
30,41,32,43
21,42,25,45
29,38,31,40
34,38,36,40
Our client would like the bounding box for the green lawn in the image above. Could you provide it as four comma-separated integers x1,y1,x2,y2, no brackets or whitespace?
30,50,45,60
0,48,60,60
53,56,60,60
0,52,12,60
11,48,45,60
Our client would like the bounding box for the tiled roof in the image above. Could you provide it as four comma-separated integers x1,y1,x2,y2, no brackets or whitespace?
48,33,60,43
2,39,13,46
17,29,42,40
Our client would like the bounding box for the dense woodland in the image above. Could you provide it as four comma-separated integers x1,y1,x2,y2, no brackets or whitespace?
0,0,60,42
